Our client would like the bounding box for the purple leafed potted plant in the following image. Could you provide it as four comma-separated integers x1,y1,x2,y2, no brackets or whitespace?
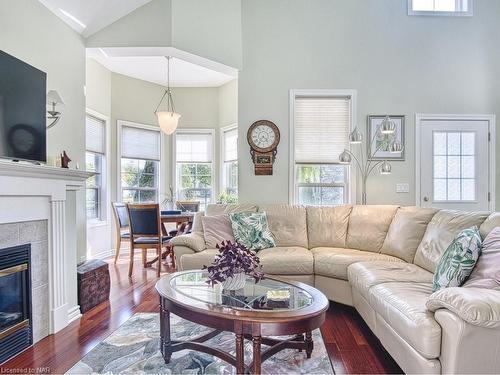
203,240,264,290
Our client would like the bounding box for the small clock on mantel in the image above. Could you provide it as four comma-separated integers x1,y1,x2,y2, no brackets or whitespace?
247,120,280,175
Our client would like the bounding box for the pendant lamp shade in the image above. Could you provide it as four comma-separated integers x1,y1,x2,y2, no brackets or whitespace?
155,56,181,134
157,111,181,135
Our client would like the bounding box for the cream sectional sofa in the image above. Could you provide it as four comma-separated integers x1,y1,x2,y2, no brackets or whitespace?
170,204,500,374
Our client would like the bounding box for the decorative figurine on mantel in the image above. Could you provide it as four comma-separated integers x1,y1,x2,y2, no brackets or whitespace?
60,150,71,168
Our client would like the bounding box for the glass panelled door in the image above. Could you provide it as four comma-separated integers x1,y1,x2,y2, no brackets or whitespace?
419,118,491,211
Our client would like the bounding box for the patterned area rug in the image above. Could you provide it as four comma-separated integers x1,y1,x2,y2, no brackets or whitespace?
67,313,334,374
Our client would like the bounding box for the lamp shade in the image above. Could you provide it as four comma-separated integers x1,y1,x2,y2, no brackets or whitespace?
390,141,404,153
157,111,181,135
47,90,64,105
380,116,395,134
339,149,352,164
349,127,363,144
379,160,392,174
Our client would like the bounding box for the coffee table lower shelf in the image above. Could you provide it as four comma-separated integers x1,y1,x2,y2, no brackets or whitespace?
160,306,314,374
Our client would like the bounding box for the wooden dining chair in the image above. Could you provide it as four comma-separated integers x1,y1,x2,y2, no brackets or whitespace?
111,202,130,264
126,203,171,277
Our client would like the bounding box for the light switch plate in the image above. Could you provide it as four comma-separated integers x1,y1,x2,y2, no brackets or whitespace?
396,183,410,193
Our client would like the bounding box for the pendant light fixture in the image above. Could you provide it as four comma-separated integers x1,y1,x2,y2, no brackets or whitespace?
154,56,181,135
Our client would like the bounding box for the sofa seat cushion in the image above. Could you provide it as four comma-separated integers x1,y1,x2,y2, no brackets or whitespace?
348,261,433,300
368,282,441,359
180,249,219,270
258,247,313,275
312,247,404,280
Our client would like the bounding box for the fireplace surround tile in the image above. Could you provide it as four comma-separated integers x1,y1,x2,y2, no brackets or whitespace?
0,223,19,248
19,221,48,243
31,240,49,289
32,284,49,343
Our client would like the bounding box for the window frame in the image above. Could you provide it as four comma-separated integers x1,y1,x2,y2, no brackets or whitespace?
85,109,110,226
289,89,357,205
117,120,163,204
172,129,216,210
407,0,473,16
220,124,238,198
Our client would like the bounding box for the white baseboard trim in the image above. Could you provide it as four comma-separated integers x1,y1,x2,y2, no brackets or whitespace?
92,248,115,260
68,305,82,323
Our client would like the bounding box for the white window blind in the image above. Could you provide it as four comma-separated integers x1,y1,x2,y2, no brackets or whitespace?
121,125,160,161
86,115,105,154
176,133,213,163
294,96,351,163
223,128,238,162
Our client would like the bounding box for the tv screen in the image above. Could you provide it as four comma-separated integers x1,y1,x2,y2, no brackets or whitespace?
0,50,47,163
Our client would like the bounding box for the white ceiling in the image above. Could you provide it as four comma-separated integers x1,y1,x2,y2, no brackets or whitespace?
87,48,237,87
38,0,153,37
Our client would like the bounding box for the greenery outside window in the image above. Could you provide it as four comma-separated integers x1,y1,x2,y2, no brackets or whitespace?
296,164,347,206
119,122,161,204
121,158,159,203
221,126,238,203
85,114,106,220
86,152,103,219
175,131,214,211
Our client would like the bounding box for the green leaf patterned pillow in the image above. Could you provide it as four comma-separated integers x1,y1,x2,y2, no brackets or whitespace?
229,212,276,251
433,226,482,292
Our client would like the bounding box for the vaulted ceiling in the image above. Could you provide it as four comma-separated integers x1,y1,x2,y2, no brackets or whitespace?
38,0,153,37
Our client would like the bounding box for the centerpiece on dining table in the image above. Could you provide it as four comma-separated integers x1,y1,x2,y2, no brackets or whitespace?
203,240,263,291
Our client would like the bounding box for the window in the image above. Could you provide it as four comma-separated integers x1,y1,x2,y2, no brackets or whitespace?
408,0,472,15
221,125,238,202
433,131,475,201
120,123,161,203
85,114,106,220
174,131,214,211
290,92,354,206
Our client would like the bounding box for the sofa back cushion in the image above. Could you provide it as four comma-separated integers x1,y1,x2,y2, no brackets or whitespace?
191,211,205,235
346,205,399,252
201,214,234,248
307,205,352,248
258,204,308,248
205,203,258,216
479,213,500,239
380,207,438,262
414,210,489,273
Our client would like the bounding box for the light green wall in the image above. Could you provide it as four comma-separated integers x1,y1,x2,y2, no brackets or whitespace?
0,0,86,310
238,0,500,207
219,79,238,128
86,59,112,117
86,0,172,48
171,0,242,69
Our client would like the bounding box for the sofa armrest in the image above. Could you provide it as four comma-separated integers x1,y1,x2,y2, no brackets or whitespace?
170,233,206,252
426,287,500,328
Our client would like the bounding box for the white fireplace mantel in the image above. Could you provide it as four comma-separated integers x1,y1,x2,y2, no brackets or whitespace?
0,160,93,335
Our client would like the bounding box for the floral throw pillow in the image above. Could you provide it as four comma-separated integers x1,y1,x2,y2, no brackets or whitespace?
229,212,275,251
432,226,482,292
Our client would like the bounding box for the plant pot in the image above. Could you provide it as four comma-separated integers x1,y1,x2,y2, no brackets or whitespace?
221,272,246,291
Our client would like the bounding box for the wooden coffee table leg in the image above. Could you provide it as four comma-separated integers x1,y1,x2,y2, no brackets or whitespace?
252,335,262,374
305,331,313,359
160,302,172,364
235,333,244,374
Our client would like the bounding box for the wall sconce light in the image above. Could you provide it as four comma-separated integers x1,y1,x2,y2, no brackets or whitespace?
46,90,64,129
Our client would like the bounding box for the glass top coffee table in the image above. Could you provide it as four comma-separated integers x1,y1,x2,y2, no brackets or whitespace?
156,270,329,374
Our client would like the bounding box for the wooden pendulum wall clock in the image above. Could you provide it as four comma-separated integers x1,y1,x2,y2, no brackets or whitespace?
247,120,280,175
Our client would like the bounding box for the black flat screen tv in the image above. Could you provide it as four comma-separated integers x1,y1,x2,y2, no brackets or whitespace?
0,50,47,163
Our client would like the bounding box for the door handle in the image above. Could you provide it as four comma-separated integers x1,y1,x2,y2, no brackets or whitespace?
423,196,429,202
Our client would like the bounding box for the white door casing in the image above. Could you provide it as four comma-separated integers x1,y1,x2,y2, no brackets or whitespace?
416,114,495,211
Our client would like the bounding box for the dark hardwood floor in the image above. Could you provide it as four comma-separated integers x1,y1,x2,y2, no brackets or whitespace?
2,255,402,374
